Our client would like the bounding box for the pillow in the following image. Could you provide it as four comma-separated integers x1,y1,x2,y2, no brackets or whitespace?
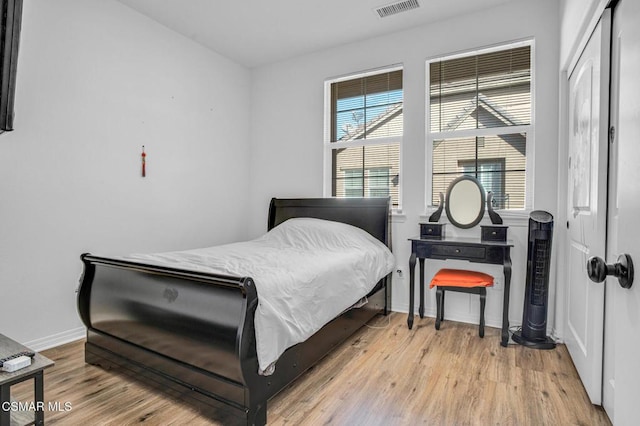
262,217,386,252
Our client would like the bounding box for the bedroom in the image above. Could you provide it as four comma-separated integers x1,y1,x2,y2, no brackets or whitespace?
0,0,637,424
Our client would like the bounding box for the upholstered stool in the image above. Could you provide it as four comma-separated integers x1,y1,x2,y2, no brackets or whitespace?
429,268,494,337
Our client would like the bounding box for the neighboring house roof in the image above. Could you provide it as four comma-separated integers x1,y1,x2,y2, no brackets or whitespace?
442,94,524,131
338,92,523,142
432,93,527,157
339,103,403,141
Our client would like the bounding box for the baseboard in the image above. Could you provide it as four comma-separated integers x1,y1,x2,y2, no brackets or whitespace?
23,327,86,352
550,327,564,344
392,305,505,329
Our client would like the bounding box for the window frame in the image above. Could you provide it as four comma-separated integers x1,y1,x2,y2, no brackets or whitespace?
425,40,535,214
323,64,404,213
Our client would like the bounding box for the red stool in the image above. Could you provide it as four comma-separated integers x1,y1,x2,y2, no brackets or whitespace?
430,268,494,337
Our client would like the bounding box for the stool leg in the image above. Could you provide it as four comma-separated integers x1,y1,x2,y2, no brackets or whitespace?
440,290,445,321
435,287,443,330
479,288,486,338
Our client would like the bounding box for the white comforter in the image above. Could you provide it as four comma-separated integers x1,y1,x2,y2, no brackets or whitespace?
124,217,395,374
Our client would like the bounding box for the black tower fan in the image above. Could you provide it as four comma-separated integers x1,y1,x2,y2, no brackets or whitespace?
512,210,556,349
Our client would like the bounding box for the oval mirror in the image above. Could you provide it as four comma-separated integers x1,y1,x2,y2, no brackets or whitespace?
445,176,486,229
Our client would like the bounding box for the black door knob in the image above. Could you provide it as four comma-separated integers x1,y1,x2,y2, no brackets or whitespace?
587,254,634,289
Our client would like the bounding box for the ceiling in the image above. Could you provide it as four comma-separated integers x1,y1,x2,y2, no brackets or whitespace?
115,0,516,68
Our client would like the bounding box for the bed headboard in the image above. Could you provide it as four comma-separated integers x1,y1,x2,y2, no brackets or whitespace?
268,197,391,248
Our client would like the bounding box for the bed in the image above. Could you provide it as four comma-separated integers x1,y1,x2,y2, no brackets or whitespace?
76,197,393,425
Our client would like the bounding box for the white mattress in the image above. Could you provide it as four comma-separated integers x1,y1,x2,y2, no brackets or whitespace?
124,217,395,374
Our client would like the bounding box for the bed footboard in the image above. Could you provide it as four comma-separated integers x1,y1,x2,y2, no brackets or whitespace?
77,253,269,424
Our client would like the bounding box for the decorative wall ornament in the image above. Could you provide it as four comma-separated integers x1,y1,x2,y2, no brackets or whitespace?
141,145,146,177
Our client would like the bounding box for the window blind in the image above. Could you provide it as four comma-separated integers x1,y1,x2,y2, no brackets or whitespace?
429,46,531,209
430,46,530,132
331,70,403,142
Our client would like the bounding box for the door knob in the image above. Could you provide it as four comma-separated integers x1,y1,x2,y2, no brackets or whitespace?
587,254,634,289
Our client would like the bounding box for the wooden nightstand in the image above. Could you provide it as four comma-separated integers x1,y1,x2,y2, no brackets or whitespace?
0,334,54,426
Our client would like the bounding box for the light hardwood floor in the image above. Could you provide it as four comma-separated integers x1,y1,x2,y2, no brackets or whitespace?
12,313,610,425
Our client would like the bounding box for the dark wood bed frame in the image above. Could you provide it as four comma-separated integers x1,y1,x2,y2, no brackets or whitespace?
77,197,392,425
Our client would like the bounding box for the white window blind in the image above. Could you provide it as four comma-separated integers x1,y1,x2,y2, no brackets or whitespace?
428,45,531,210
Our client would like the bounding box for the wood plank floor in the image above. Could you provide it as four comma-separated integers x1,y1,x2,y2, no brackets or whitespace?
11,313,610,425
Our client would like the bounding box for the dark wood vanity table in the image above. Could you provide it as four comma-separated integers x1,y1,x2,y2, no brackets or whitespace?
409,175,514,346
407,236,513,346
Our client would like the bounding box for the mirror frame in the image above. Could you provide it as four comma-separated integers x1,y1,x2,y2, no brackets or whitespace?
445,175,486,229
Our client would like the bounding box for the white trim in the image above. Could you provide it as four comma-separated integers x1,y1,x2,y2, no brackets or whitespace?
323,79,333,198
325,63,403,84
527,39,537,210
429,125,531,141
393,305,509,331
328,135,401,149
426,38,533,63
23,327,85,352
564,0,611,73
419,209,531,227
554,69,570,343
391,211,406,222
496,209,533,227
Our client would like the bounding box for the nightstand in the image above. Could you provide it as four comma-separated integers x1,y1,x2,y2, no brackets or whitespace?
0,334,54,426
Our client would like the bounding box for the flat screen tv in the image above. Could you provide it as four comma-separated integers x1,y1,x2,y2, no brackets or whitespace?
0,0,23,133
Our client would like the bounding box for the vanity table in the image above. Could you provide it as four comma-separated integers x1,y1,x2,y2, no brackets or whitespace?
409,175,514,346
407,236,513,346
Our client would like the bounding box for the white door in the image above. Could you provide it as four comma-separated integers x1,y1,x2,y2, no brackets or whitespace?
565,10,611,405
602,1,640,423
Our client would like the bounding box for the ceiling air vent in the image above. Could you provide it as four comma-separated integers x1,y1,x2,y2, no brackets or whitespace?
374,0,420,18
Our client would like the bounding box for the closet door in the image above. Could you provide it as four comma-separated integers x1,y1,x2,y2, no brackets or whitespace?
564,9,610,405
602,0,640,422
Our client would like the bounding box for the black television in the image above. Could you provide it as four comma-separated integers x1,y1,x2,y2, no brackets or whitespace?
0,0,23,133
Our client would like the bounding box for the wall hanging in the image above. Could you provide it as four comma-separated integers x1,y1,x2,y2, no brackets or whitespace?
141,145,146,177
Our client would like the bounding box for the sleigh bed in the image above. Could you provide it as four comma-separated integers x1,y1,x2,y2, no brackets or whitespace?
76,197,393,425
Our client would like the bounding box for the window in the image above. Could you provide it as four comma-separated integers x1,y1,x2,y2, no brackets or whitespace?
427,43,532,210
325,67,402,209
369,167,391,198
461,158,508,208
344,169,364,197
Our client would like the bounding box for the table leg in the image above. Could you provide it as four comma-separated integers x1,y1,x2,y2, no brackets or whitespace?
0,383,10,426
419,258,425,318
408,252,416,329
34,371,44,425
501,252,513,347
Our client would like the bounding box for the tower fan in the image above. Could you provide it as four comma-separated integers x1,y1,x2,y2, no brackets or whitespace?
512,210,556,349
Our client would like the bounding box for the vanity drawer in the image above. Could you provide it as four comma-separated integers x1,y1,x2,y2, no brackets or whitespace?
432,244,486,260
481,225,508,242
420,223,445,240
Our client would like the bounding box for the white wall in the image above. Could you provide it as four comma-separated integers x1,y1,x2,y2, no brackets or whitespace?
249,1,561,331
0,0,251,348
0,0,564,349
